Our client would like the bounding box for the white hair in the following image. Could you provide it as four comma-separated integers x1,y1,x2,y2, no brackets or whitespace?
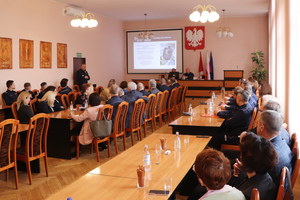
149,79,156,88
137,82,144,91
128,82,137,91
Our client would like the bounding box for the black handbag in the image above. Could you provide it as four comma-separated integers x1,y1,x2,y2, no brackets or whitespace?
90,108,112,138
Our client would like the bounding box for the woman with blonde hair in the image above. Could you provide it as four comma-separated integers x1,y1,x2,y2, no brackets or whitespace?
37,91,64,113
17,91,34,124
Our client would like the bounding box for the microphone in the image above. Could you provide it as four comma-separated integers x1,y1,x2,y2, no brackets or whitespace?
182,97,195,116
200,85,221,105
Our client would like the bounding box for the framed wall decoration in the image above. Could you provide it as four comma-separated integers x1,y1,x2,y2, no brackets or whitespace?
40,41,52,68
185,26,205,51
20,39,34,68
57,43,67,68
0,37,12,69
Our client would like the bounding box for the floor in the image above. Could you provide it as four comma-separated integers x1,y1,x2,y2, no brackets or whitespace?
0,98,299,199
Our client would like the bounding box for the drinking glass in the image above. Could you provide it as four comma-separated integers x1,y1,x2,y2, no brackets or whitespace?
164,177,172,191
146,193,156,200
184,136,190,144
155,144,162,164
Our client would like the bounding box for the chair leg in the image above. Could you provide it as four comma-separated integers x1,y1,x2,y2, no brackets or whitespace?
6,169,9,181
159,115,162,127
95,140,100,162
106,139,111,157
151,120,154,132
164,113,167,124
13,166,19,189
44,155,49,177
26,159,32,185
168,111,172,123
113,136,118,155
153,117,157,130
123,134,126,150
76,136,80,160
143,123,147,138
130,130,134,146
90,143,94,154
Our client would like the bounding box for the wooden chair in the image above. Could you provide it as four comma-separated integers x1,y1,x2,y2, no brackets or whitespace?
167,88,177,122
153,92,164,130
11,102,19,120
276,167,287,200
181,85,188,112
56,93,62,102
0,119,19,189
68,92,77,105
290,133,298,151
89,105,113,162
175,86,183,116
57,86,62,92
143,94,156,138
284,146,300,200
61,94,70,109
32,89,39,97
16,113,50,185
96,86,103,94
250,188,260,200
111,102,129,155
253,110,261,129
73,85,80,92
1,92,6,106
248,107,257,130
161,90,169,124
126,99,145,145
29,98,38,114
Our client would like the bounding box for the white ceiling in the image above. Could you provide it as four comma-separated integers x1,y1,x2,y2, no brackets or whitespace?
53,0,270,21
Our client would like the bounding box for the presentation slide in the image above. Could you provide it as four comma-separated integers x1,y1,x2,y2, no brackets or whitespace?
127,29,183,74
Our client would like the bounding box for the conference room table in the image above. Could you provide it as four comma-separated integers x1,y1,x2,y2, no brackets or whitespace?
47,109,84,159
47,133,211,200
0,104,12,122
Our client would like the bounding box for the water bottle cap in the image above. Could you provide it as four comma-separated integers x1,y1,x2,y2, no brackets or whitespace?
145,145,148,148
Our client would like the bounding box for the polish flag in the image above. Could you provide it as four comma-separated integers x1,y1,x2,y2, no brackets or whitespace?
206,51,211,80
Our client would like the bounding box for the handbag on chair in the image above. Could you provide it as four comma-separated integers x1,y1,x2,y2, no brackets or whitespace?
90,108,112,138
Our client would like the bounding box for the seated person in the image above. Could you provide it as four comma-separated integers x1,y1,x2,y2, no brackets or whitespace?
148,79,160,95
218,86,243,119
3,80,18,105
16,91,34,124
168,68,177,79
194,149,245,200
219,90,253,145
88,83,94,96
137,82,150,96
182,68,194,80
120,82,148,128
20,82,35,99
243,85,257,109
100,79,115,102
59,78,72,95
159,78,171,92
119,81,128,94
38,85,56,99
37,82,47,99
106,84,124,128
37,91,64,113
169,77,180,89
247,77,258,94
231,131,277,200
75,83,90,107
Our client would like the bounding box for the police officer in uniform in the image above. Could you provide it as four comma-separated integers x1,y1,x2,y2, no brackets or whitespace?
76,64,90,90
3,80,18,105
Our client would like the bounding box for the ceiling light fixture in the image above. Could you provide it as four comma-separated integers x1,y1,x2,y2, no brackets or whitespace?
138,14,154,40
70,0,98,28
189,0,219,23
216,9,233,37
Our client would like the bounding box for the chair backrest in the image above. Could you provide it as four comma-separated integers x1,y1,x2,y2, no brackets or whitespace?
290,146,300,188
250,188,260,200
61,94,70,109
182,85,188,104
168,88,177,110
276,167,287,200
32,89,39,96
0,119,19,170
11,102,19,120
73,85,80,92
177,86,184,104
57,86,62,92
114,102,129,135
56,93,62,102
154,92,163,116
253,110,261,129
145,94,156,120
290,133,298,151
68,92,76,104
1,92,6,106
30,98,38,114
129,99,145,129
26,114,50,157
258,98,262,110
161,90,169,113
98,104,113,120
96,86,103,95
248,107,257,130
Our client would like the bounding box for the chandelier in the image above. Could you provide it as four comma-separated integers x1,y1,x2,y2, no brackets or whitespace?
216,9,233,37
138,14,154,40
189,1,219,23
70,0,98,28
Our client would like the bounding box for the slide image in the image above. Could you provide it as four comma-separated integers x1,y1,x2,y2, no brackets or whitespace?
160,43,175,65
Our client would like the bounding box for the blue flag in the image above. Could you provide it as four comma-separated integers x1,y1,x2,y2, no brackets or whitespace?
210,51,214,80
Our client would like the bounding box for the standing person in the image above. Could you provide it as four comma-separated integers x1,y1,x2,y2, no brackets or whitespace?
16,91,34,124
59,78,72,95
182,68,194,80
3,80,18,105
76,64,90,90
75,83,90,107
21,82,35,99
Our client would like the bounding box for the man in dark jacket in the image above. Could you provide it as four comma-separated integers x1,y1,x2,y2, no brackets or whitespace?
3,80,17,105
76,64,90,90
137,82,150,96
106,84,124,127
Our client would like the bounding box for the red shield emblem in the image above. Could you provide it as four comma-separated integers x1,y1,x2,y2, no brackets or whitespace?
185,26,205,51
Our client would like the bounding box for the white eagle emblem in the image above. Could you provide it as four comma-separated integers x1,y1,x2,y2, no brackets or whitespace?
186,28,204,47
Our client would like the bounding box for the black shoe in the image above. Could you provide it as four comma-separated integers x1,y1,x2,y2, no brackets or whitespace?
126,132,131,137
98,143,108,151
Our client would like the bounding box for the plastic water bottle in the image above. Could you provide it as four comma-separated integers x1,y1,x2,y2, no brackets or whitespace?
188,104,193,114
70,101,73,111
174,132,181,151
143,145,151,172
85,99,88,109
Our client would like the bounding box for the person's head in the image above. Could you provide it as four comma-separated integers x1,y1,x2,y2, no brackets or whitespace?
239,79,248,88
170,77,176,84
60,78,68,88
89,93,101,106
107,79,116,88
40,82,47,90
24,82,31,91
244,85,253,95
41,91,56,107
171,68,176,72
127,82,137,92
236,90,250,105
167,79,171,86
257,110,283,139
148,79,156,89
262,100,281,113
109,84,119,95
6,80,15,90
81,83,90,95
81,64,86,71
44,86,57,94
16,91,31,110
194,149,231,190
186,68,190,73
161,78,167,85
119,81,128,89
261,95,279,109
137,82,144,91
239,131,278,174
233,86,243,100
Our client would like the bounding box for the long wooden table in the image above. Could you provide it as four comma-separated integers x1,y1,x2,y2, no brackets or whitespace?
0,104,12,122
47,133,211,200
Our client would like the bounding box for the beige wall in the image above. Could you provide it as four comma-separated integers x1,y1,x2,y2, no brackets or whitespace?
124,16,269,91
0,0,124,104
